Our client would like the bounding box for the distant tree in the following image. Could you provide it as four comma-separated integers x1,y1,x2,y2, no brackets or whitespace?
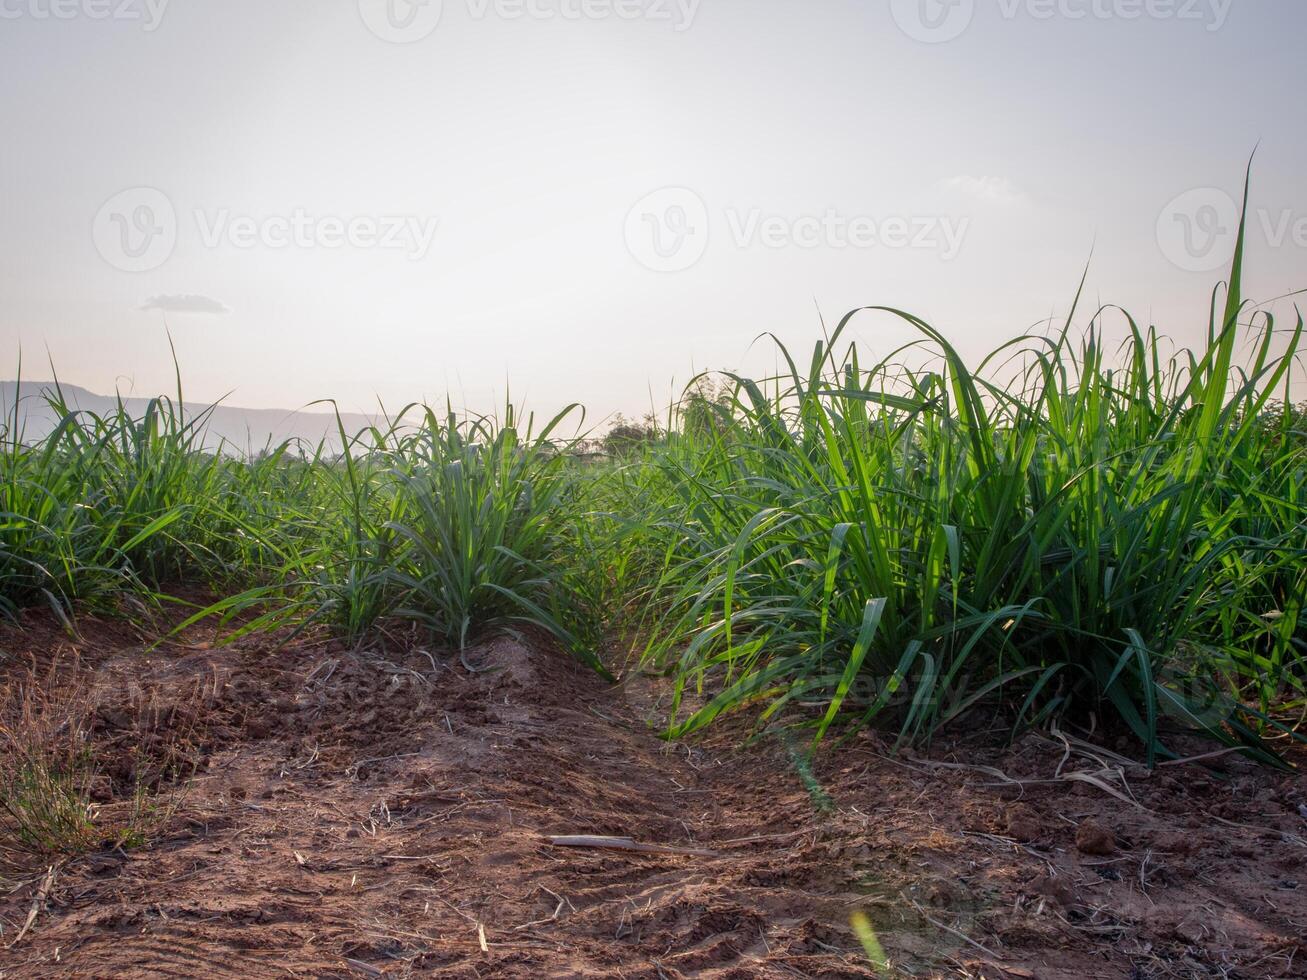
1257,399,1307,451
603,413,661,456
679,377,733,440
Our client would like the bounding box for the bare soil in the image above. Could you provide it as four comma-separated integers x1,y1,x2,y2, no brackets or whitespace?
1,611,1305,978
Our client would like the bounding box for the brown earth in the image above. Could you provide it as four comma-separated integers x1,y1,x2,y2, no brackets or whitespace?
1,610,1305,978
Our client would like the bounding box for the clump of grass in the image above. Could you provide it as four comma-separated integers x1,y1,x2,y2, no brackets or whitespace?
179,400,612,674
0,676,109,869
385,402,604,670
0,671,189,872
0,368,298,620
0,689,99,868
629,172,1305,762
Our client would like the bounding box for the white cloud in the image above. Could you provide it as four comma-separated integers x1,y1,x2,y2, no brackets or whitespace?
140,293,231,315
936,175,1028,206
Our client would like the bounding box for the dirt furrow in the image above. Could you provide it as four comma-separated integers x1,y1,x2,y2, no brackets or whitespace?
2,614,1306,978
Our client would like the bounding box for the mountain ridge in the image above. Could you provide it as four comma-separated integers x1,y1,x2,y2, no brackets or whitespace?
1,380,384,452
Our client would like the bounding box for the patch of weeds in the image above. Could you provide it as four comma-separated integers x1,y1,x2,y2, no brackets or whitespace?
0,666,191,873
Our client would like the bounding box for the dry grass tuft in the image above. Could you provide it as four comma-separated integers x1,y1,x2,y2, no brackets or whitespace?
0,664,193,875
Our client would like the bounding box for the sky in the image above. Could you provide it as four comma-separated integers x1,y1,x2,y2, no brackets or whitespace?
1,0,1304,425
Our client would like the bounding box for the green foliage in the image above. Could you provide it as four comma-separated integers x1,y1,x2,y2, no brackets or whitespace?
602,413,662,456
1,174,1303,762
621,184,1305,762
383,403,609,675
0,380,286,617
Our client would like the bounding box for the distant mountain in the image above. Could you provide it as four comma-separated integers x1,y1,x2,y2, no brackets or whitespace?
0,381,385,454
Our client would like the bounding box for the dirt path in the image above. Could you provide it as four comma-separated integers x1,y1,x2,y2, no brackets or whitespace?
2,616,1306,978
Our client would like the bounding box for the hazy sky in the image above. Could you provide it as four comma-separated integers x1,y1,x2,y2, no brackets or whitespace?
1,0,1304,422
